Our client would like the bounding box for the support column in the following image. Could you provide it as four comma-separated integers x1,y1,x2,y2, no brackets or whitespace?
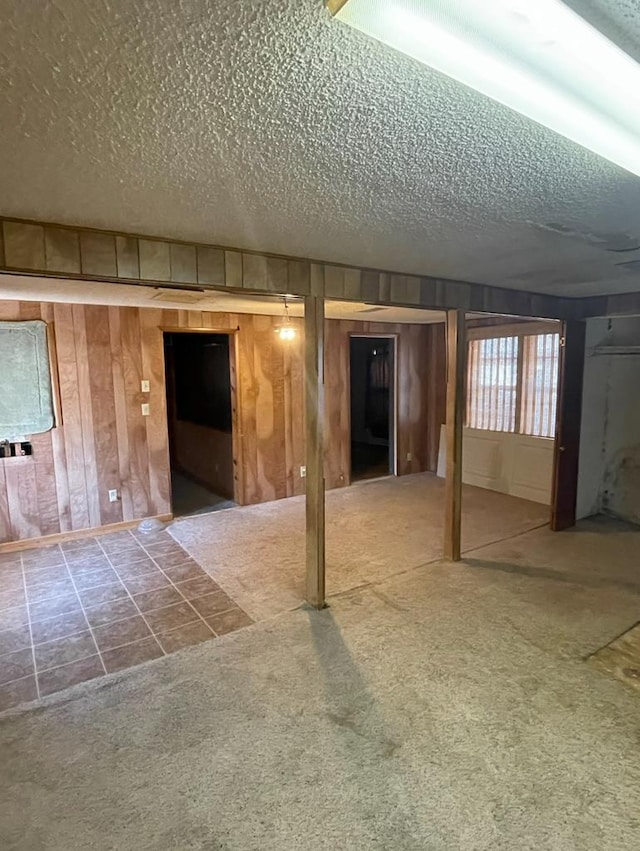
304,292,326,608
444,309,466,561
551,320,586,531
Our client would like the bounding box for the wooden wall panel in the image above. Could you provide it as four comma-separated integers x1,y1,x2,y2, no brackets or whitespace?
321,319,446,488
73,304,102,527
54,303,92,530
426,323,447,472
0,299,446,544
86,305,123,526
139,308,171,515
120,307,152,519
324,320,351,489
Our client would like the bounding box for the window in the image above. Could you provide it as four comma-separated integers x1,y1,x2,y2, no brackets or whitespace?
466,330,560,438
520,333,560,438
467,336,519,432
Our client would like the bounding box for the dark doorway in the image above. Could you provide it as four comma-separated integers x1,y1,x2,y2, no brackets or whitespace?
164,332,236,517
349,336,395,482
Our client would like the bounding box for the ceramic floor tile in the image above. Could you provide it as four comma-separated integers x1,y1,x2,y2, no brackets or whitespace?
68,565,119,589
175,575,221,601
38,655,104,697
60,537,102,554
67,552,109,576
76,582,129,608
0,675,38,712
122,572,172,596
133,586,184,613
28,592,82,622
1,606,30,630
0,624,32,655
25,578,76,605
63,547,105,565
0,586,27,611
111,558,159,581
31,610,89,645
104,548,149,567
92,615,154,653
150,551,196,570
0,537,248,709
205,608,253,636
162,562,208,583
144,602,201,633
0,648,35,685
156,620,215,653
23,564,70,588
83,597,140,629
34,631,99,673
190,591,237,619
0,567,23,591
22,546,64,569
101,637,164,673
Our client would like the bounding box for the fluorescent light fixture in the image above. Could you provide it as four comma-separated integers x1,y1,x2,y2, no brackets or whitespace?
328,0,640,176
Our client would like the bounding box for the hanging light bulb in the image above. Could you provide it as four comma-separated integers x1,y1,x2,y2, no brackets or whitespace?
276,298,297,341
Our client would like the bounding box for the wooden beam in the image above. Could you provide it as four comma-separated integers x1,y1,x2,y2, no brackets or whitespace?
579,291,640,318
304,292,326,608
0,216,578,319
444,310,466,561
550,320,586,531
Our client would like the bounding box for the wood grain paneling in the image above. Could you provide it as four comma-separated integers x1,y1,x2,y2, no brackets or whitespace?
0,299,446,544
322,319,446,488
0,216,577,319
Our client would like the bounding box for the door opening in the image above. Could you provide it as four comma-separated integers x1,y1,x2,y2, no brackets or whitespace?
349,336,396,483
164,332,236,517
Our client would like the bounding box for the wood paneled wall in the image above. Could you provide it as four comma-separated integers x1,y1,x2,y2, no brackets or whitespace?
324,320,446,487
0,300,445,543
0,216,576,320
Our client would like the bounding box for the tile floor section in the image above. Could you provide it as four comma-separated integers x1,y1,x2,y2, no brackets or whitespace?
0,529,253,712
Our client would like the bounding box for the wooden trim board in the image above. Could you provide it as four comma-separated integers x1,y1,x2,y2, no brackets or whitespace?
444,310,466,561
0,513,173,553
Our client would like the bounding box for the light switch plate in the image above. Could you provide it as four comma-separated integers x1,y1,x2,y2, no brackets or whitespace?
141,379,150,393
300,465,307,478
141,403,150,416
108,489,119,503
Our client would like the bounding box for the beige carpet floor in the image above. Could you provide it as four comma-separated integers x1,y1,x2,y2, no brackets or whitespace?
1,515,638,850
169,473,549,620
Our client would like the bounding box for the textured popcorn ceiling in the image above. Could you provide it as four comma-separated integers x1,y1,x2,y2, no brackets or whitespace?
1,0,640,297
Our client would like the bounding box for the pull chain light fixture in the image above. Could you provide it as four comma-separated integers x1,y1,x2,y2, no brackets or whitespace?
276,297,297,341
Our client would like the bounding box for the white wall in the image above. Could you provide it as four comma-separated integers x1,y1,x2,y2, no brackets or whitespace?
437,426,554,505
577,317,640,524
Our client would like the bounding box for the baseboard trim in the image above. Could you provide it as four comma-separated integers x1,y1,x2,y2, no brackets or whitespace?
0,514,174,553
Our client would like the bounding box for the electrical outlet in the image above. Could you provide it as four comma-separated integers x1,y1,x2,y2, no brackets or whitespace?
141,403,150,416
141,379,150,393
300,465,307,478
108,489,119,503
406,452,413,462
